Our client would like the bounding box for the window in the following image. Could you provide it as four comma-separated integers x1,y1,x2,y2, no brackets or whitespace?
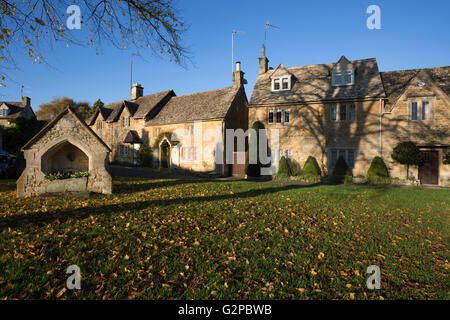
182,147,197,161
330,105,337,121
272,76,291,91
284,109,290,123
0,109,9,117
273,79,280,90
186,125,194,136
422,101,430,120
347,151,355,168
120,145,130,157
329,149,356,168
268,109,274,123
154,128,161,136
122,117,130,127
97,120,104,130
286,150,292,159
411,102,418,120
332,70,354,86
276,109,282,123
340,104,347,121
349,104,356,121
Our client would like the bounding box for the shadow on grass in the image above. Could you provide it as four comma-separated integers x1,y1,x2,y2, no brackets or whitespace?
0,183,315,231
113,178,218,194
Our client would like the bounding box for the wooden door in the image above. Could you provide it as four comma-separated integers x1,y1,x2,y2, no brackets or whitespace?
418,151,439,185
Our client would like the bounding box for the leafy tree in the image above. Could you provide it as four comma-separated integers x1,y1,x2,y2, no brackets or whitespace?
391,141,422,178
0,1,187,86
367,156,389,179
36,97,90,121
2,116,44,154
87,99,104,120
245,121,267,177
301,156,321,176
277,156,291,177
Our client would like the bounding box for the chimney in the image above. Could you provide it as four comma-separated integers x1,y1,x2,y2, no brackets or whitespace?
258,45,269,74
131,83,143,100
233,61,245,87
22,96,31,107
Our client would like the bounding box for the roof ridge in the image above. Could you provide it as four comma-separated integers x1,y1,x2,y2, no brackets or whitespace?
282,58,377,71
169,86,236,100
381,65,450,74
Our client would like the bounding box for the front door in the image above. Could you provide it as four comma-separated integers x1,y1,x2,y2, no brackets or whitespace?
418,151,439,185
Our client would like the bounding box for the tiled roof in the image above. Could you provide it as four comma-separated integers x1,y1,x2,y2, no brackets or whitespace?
123,130,143,144
88,90,174,125
146,86,241,126
380,66,450,107
249,58,386,106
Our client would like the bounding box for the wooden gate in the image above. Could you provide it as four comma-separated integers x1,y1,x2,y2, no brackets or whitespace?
418,151,439,185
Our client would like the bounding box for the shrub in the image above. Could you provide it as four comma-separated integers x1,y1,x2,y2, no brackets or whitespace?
277,156,290,177
288,159,302,176
391,141,421,178
367,156,390,183
329,156,351,184
301,156,321,176
137,145,153,167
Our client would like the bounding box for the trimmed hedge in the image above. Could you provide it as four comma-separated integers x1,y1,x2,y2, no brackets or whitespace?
277,156,290,177
367,156,389,178
301,156,321,176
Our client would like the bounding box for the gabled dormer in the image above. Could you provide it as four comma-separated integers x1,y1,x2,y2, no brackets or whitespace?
0,103,9,117
331,56,355,87
270,64,293,92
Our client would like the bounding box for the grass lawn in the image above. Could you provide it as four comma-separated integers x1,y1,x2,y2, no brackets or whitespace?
0,177,448,300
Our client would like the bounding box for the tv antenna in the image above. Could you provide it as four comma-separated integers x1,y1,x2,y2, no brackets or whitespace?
264,20,280,48
232,30,245,78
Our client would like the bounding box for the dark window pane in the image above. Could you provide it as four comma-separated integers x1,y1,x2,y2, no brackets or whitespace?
340,104,347,121
268,110,273,123
276,109,282,123
411,102,418,120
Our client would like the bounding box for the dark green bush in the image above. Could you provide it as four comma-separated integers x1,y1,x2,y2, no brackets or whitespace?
277,156,290,177
367,156,390,181
288,159,302,176
138,145,154,167
301,156,321,176
332,156,351,176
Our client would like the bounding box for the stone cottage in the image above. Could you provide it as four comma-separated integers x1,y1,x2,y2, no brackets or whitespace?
0,96,36,127
249,46,449,186
89,62,248,176
17,107,112,196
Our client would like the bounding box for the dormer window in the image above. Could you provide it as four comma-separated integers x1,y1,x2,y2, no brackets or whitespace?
0,108,9,117
332,70,354,86
272,76,291,92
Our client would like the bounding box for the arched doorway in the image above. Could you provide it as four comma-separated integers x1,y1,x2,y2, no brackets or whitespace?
41,141,89,174
160,139,171,169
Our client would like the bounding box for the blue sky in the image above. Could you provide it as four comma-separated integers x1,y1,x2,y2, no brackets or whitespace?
1,0,450,110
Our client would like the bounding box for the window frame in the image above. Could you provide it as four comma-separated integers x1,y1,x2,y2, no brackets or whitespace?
328,149,356,168
284,109,290,123
276,109,282,123
422,101,430,121
349,104,356,121
268,109,274,124
411,101,418,121
332,70,354,86
339,104,347,121
271,76,291,92
330,105,337,121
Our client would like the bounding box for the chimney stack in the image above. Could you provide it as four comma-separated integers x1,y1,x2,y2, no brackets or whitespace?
233,62,245,87
131,83,143,100
258,45,269,74
22,96,31,107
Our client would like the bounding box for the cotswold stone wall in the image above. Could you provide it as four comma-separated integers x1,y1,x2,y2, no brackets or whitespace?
17,110,113,197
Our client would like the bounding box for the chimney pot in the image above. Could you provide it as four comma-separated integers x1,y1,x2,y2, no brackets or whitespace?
236,61,241,71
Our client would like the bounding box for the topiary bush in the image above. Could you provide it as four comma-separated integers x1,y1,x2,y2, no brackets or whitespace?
301,156,321,177
277,156,291,177
329,156,351,184
288,159,302,176
391,141,421,178
366,156,390,184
